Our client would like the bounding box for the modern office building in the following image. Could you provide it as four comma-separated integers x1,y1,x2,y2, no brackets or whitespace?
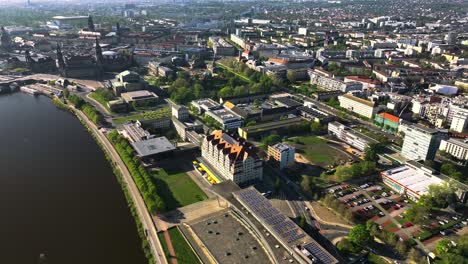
328,121,378,151
338,93,377,119
267,143,295,169
120,122,154,143
191,98,220,114
201,130,262,185
205,107,243,130
399,121,443,161
131,137,176,159
439,138,468,161
121,90,159,106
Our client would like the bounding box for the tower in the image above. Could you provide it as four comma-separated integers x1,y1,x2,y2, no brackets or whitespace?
56,43,65,74
95,38,103,65
88,16,95,32
0,27,11,49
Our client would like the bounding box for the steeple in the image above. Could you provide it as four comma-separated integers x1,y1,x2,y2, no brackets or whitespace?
95,38,103,65
56,43,65,69
25,49,32,64
88,16,95,32
0,26,11,48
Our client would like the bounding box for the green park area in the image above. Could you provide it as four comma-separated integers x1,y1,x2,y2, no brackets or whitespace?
286,136,350,168
113,107,171,124
152,168,207,211
158,227,200,264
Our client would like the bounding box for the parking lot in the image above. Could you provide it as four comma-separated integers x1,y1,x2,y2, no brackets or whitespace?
327,181,419,241
326,180,468,252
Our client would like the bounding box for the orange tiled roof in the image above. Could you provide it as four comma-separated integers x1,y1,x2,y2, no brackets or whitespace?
378,112,399,123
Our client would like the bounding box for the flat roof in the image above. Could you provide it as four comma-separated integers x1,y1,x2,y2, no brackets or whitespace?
131,137,175,157
240,117,303,133
382,165,443,195
121,90,157,99
53,16,89,20
341,93,375,107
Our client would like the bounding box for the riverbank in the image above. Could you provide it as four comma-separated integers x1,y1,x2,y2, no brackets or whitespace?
52,96,166,264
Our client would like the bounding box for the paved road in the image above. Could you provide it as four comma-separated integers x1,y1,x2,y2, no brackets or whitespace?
72,105,167,264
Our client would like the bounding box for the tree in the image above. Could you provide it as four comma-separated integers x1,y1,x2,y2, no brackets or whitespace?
310,122,324,134
62,89,70,98
274,177,281,194
348,224,372,246
261,134,281,149
337,238,362,253
218,86,233,98
366,221,380,237
364,143,383,162
299,215,306,229
287,70,298,83
436,239,452,255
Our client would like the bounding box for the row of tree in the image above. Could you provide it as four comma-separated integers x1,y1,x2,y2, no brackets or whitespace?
108,130,165,213
67,94,102,124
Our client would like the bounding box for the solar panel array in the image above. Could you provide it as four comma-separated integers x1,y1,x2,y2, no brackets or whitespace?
236,188,337,264
304,242,336,264
237,189,305,244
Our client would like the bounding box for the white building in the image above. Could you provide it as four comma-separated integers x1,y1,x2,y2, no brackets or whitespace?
448,104,468,133
267,143,295,169
381,162,444,201
171,104,189,121
338,93,377,119
328,121,378,151
308,69,362,92
201,130,262,184
439,138,468,161
205,107,243,130
399,121,442,161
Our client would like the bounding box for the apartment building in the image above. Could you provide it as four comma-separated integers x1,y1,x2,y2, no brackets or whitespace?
267,143,295,169
201,130,263,184
209,36,236,56
338,93,377,119
399,121,443,161
328,121,378,151
308,69,363,92
439,138,468,161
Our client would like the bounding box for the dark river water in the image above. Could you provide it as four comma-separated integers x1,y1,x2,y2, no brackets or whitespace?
0,93,146,264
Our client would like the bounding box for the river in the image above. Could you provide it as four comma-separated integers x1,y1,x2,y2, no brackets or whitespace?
0,93,146,264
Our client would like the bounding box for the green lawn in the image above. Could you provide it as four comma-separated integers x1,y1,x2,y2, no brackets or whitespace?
89,92,110,109
152,168,207,211
286,136,349,167
168,227,201,264
113,108,171,125
158,232,171,259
